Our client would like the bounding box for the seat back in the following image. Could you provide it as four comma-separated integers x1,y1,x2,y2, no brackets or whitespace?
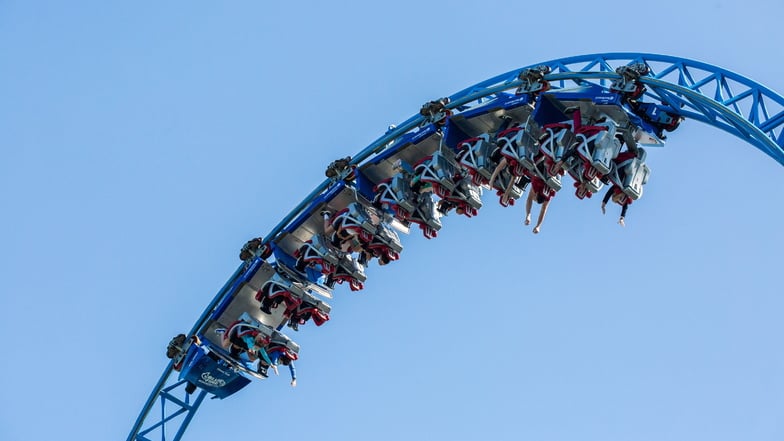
590,122,622,175
622,159,650,200
458,135,497,180
540,123,575,162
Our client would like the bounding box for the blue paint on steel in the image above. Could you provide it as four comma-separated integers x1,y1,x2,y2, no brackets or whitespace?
545,83,623,106
451,92,533,120
170,386,206,441
533,94,569,127
134,381,207,441
364,126,436,167
179,345,251,399
411,124,438,144
355,169,377,201
442,120,469,151
271,243,298,269
129,53,784,441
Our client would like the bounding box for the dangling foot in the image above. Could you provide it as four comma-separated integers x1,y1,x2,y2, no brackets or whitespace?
533,226,540,234
257,365,269,378
524,215,531,225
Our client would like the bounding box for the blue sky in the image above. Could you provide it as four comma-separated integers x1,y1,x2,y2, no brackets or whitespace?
2,1,784,440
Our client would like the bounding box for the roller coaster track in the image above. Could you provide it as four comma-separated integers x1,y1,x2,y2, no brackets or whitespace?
128,52,784,441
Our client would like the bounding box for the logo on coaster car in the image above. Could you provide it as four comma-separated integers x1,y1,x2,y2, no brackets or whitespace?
200,372,227,388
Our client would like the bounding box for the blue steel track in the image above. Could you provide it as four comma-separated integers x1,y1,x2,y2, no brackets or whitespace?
128,53,784,441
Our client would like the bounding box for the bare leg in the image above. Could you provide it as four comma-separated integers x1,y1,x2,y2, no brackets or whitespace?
533,200,550,234
525,191,534,225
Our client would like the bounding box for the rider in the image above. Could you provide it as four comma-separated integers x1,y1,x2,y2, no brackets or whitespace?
322,209,374,265
259,344,298,387
600,149,638,227
488,157,529,206
524,174,555,234
601,186,631,227
220,320,273,376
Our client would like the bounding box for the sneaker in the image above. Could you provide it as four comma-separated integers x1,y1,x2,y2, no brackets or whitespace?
257,365,269,378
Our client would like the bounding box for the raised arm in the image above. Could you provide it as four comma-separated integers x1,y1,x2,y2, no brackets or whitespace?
601,186,613,206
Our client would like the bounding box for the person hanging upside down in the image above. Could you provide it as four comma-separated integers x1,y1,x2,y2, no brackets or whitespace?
600,148,638,227
601,185,631,227
488,157,528,206
524,175,554,234
259,344,298,387
220,321,273,376
321,209,373,265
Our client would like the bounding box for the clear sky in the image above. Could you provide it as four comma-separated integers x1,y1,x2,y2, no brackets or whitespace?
2,1,784,440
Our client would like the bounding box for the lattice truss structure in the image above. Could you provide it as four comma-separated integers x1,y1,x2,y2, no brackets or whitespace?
439,53,784,165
